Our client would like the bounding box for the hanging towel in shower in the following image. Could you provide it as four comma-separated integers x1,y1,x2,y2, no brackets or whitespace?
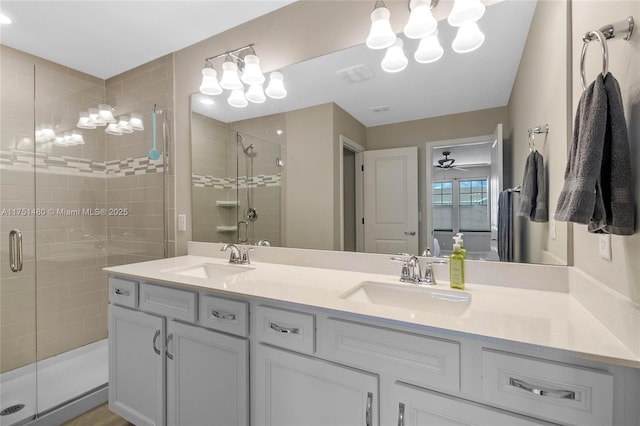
555,73,635,235
517,151,548,222
498,190,514,262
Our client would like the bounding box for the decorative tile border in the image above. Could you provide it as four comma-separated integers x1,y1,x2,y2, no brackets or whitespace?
192,173,281,189
0,149,164,178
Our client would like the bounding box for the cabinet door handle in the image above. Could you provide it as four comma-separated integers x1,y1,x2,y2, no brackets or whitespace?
269,322,299,334
397,402,405,426
166,333,174,360
509,378,576,400
212,309,236,321
9,229,23,272
366,392,373,426
152,330,161,355
114,288,130,296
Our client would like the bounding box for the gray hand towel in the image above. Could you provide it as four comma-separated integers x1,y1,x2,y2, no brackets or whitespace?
518,151,548,222
588,73,635,234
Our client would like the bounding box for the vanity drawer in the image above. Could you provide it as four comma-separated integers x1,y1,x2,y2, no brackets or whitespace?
109,276,138,308
318,317,460,393
481,349,613,426
139,282,197,322
254,305,315,354
199,294,248,337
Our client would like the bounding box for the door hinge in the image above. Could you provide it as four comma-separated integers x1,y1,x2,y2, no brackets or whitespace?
362,217,365,225
361,164,364,172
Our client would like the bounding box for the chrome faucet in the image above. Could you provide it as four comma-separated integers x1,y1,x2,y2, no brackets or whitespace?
391,254,432,285
220,244,252,265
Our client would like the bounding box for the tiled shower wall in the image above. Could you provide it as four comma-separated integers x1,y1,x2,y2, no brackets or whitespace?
0,47,173,373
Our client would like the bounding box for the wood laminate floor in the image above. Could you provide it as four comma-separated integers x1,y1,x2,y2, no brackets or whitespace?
62,403,132,426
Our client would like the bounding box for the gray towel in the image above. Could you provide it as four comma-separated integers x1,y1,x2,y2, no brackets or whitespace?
498,190,514,262
555,73,635,235
518,151,548,222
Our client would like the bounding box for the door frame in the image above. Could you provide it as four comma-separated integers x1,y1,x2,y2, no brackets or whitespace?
338,135,365,252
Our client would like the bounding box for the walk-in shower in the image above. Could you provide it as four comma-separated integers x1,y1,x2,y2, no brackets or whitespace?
0,55,169,425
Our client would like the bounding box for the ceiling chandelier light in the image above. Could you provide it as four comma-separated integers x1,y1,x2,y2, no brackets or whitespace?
366,0,487,73
199,44,283,108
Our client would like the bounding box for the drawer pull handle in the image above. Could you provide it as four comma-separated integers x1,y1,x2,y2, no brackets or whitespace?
166,333,174,360
366,392,373,426
212,310,236,321
114,288,130,296
152,330,161,356
269,322,299,334
509,378,576,400
397,402,405,426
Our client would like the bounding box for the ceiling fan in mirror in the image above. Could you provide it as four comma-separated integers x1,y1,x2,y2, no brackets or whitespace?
436,151,469,171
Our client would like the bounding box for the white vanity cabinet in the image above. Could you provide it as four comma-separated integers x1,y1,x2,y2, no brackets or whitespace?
108,277,249,426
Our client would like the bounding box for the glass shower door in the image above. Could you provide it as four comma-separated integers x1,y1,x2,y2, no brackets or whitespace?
0,55,38,425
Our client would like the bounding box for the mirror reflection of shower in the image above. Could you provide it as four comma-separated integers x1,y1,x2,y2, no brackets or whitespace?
238,134,258,243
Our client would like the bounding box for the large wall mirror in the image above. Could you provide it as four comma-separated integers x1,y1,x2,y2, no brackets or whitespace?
190,0,570,265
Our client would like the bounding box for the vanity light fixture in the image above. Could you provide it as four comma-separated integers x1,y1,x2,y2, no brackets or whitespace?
76,105,144,137
198,44,286,108
366,0,486,73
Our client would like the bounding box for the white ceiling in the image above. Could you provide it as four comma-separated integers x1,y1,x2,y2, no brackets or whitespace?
0,0,296,79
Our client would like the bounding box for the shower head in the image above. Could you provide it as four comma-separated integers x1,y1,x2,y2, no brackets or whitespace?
243,143,255,154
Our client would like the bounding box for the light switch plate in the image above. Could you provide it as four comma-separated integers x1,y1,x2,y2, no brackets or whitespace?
598,234,612,261
178,214,186,232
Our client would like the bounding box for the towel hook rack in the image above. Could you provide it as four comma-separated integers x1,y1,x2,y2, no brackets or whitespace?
580,16,634,90
528,124,549,152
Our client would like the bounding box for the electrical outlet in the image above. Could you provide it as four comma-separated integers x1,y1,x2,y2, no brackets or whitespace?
178,214,187,232
598,234,612,261
550,219,556,240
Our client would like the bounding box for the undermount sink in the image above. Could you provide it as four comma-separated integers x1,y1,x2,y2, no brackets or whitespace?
165,263,254,280
340,281,471,316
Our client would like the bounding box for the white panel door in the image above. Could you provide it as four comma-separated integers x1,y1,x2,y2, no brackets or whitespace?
390,382,550,426
253,344,378,426
166,320,248,426
109,305,165,426
364,147,419,254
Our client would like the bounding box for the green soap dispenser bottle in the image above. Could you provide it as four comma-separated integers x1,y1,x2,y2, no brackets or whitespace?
455,233,467,259
450,241,465,290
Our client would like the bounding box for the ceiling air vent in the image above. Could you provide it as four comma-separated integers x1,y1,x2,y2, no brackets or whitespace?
336,65,374,84
369,105,391,113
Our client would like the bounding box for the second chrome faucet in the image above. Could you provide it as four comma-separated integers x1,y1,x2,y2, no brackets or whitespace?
391,253,439,285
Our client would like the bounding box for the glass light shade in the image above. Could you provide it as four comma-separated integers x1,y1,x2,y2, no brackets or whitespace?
118,116,134,133
241,54,265,85
381,38,408,73
40,127,56,142
53,137,68,147
88,108,105,126
105,123,123,136
366,6,396,49
129,113,144,131
77,112,96,129
98,104,116,124
452,22,485,53
404,0,437,39
246,84,266,104
71,130,85,144
220,59,243,90
414,32,444,63
199,66,222,95
228,89,248,108
447,0,486,27
265,72,287,99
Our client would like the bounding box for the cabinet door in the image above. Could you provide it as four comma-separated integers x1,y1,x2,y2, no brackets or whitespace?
254,344,378,426
166,321,248,426
109,305,165,426
390,382,552,426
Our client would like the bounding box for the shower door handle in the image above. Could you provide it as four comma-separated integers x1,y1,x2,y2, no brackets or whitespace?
9,229,23,272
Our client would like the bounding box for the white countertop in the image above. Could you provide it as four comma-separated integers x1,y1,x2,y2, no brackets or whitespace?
105,254,640,368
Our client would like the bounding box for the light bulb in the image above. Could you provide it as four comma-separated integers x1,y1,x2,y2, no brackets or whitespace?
246,84,266,104
452,22,485,53
199,64,222,95
129,113,144,131
366,4,396,50
241,54,265,85
448,0,486,27
105,123,123,136
98,104,116,124
414,32,444,63
220,56,243,90
265,72,287,99
228,89,248,108
381,38,408,73
404,0,437,39
118,116,134,133
76,112,96,129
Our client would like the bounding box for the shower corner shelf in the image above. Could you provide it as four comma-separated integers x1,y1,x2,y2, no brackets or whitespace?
216,225,238,233
216,200,239,207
